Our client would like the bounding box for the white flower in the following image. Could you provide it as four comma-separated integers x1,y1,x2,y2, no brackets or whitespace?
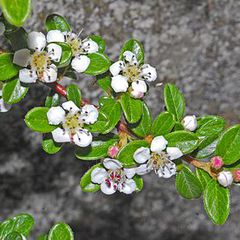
13,31,63,84
48,31,99,73
47,101,98,147
109,51,157,98
182,115,197,132
217,171,233,187
133,136,183,178
0,90,11,113
91,158,136,195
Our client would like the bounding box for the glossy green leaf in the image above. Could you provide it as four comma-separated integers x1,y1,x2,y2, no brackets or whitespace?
25,107,58,133
89,35,106,53
66,84,81,107
0,53,19,81
45,93,60,108
5,232,24,240
120,92,143,124
84,53,111,75
48,223,74,240
42,137,62,154
56,43,72,68
151,112,175,136
0,0,31,27
133,175,143,192
117,140,149,167
165,131,199,154
164,83,185,121
204,179,230,225
119,39,144,64
37,234,48,240
176,166,203,199
196,168,212,189
45,14,71,32
2,78,28,104
215,125,240,164
195,138,218,159
97,75,112,96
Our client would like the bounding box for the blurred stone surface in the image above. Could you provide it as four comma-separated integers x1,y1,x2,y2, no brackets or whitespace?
1,0,240,239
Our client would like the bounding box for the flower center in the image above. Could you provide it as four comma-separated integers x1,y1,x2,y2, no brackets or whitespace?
122,64,141,82
108,169,125,184
65,35,83,56
62,112,84,135
148,152,169,172
30,51,51,73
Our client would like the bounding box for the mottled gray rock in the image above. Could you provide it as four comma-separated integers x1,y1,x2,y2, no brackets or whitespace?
1,0,240,239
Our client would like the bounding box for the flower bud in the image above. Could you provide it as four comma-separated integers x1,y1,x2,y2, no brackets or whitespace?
210,156,223,170
108,145,119,158
182,115,197,132
232,169,240,183
217,171,233,187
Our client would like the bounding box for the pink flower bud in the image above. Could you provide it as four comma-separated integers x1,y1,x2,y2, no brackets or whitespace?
233,169,240,182
211,156,223,170
108,145,119,158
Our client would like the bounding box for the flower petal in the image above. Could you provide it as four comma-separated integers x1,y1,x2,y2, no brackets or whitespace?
0,98,11,112
13,49,31,67
141,64,157,82
158,162,176,178
123,51,138,65
119,179,136,194
124,168,136,179
82,39,99,53
80,104,99,124
135,164,152,175
166,147,183,160
62,101,80,113
46,30,65,43
71,55,90,73
130,90,144,99
131,80,147,93
91,167,107,184
103,158,122,170
133,147,151,164
182,115,197,132
109,61,125,76
42,64,58,83
52,127,71,143
111,75,128,93
47,106,65,125
150,136,168,154
100,180,116,195
19,68,38,83
47,43,62,62
72,129,92,147
28,31,46,51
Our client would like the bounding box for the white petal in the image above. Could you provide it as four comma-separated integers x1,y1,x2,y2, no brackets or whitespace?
166,147,183,160
124,168,136,179
80,104,99,124
13,49,31,67
103,158,122,170
52,127,71,143
82,39,99,53
0,22,5,36
131,80,147,93
19,68,38,83
100,180,117,195
28,31,46,51
135,164,152,175
91,167,107,184
217,171,233,187
62,101,80,113
182,115,197,132
150,136,168,154
47,106,65,125
158,162,176,178
119,179,136,194
47,30,65,43
123,51,138,65
42,64,58,83
72,129,92,147
111,75,128,93
0,98,11,112
71,55,90,73
47,43,62,62
133,147,151,164
130,90,144,99
109,61,125,76
141,64,157,82
63,31,77,39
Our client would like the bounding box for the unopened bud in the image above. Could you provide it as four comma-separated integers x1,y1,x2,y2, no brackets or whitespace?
217,171,233,187
108,145,119,158
232,169,240,183
210,156,223,170
182,115,197,132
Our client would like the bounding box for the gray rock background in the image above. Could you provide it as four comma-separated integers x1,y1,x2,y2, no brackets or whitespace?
1,0,240,239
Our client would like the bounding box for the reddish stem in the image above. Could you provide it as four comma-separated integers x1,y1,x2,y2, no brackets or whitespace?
54,83,67,97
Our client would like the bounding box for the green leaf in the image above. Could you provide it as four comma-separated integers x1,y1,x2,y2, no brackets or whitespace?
120,92,143,124
80,163,102,192
164,83,185,121
37,234,48,240
165,131,199,154
129,103,152,138
75,135,119,160
56,42,72,68
203,179,230,225
133,175,143,192
45,14,71,32
5,232,24,240
87,98,121,134
195,138,218,159
66,84,81,107
215,125,240,164
42,137,62,154
2,78,28,104
151,112,175,136
97,75,112,96
0,0,31,27
119,39,144,65
25,107,58,133
84,53,111,75
45,93,60,108
175,166,203,199
196,168,212,189
117,140,149,167
48,223,74,240
0,53,19,81
89,35,106,53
